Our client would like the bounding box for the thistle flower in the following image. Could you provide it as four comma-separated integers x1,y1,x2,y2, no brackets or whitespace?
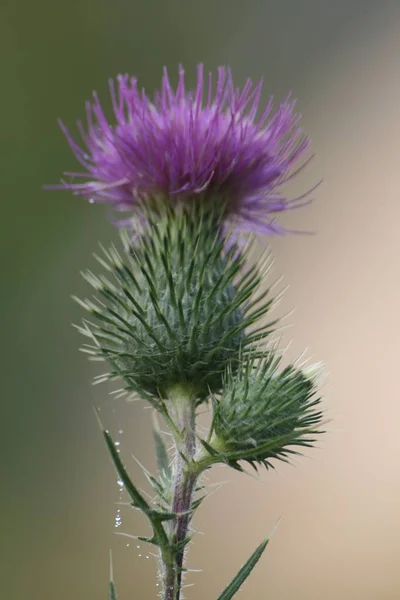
57,64,312,235
53,62,324,600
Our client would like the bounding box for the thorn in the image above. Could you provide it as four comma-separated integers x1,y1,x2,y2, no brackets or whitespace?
268,514,284,540
92,403,105,432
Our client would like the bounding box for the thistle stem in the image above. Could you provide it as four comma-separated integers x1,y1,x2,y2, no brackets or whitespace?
163,386,197,600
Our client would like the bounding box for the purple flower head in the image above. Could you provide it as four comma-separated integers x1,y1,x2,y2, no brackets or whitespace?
57,64,314,235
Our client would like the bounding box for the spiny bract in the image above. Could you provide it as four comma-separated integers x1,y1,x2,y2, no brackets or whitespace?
76,206,276,402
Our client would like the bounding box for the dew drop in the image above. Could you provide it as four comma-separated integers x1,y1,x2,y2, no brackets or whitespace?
115,441,121,447
138,554,142,557
117,478,124,488
118,429,123,435
89,198,95,204
114,509,122,528
136,545,140,549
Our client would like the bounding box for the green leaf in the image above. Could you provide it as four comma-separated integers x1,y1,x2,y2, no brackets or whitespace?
103,429,151,514
136,535,158,545
216,538,269,600
93,407,170,550
150,510,177,522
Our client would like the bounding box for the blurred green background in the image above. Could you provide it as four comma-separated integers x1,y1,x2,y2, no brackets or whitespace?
2,1,400,598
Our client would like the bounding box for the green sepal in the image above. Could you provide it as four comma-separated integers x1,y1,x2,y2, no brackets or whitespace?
216,538,269,600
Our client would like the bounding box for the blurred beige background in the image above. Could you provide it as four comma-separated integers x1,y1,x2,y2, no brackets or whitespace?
1,0,400,598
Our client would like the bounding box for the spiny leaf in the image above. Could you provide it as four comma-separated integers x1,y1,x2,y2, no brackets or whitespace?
150,510,177,522
103,430,151,514
173,535,193,553
93,410,169,548
216,538,269,600
143,471,167,501
191,494,206,511
136,535,158,545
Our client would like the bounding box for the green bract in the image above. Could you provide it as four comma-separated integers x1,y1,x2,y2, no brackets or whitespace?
209,355,323,468
75,204,276,402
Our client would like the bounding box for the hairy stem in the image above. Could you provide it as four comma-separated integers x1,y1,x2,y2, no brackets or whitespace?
163,386,197,600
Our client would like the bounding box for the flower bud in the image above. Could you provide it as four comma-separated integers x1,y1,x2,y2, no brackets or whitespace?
211,356,323,466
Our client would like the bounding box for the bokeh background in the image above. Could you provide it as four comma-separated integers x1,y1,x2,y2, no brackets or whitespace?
2,0,400,598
